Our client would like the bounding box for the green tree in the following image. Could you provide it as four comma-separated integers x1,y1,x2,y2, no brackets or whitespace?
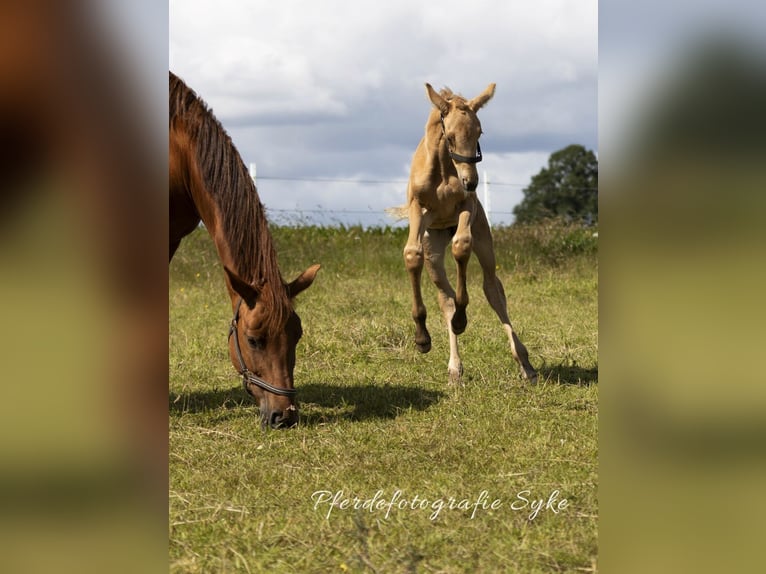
513,144,598,224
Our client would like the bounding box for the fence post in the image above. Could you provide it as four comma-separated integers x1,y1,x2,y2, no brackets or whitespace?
249,162,257,185
483,170,491,229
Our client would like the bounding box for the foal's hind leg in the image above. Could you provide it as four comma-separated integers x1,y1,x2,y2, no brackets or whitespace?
423,229,463,384
472,206,538,382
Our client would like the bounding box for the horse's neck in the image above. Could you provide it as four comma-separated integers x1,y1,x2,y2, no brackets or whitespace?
212,199,284,307
424,111,443,154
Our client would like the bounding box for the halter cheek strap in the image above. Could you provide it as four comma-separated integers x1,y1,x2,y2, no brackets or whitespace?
228,298,297,398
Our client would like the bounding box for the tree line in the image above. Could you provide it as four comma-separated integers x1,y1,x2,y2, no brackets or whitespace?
513,144,598,225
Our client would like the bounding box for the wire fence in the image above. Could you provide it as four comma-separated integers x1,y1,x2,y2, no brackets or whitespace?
251,171,597,228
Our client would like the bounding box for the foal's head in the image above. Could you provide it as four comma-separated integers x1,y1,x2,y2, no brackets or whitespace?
426,83,496,192
225,265,320,429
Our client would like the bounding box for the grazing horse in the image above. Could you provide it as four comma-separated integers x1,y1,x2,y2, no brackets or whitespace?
395,83,537,384
169,72,320,428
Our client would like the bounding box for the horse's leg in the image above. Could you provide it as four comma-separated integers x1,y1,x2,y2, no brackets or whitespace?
168,210,199,262
450,199,476,335
169,239,181,262
403,201,434,353
423,229,463,384
472,204,538,382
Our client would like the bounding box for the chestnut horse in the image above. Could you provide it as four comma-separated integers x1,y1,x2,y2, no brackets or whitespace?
393,83,537,384
169,72,320,428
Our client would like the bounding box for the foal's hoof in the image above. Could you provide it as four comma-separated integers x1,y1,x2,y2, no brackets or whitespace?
448,364,464,386
415,337,431,353
451,308,467,335
414,328,432,353
524,367,539,385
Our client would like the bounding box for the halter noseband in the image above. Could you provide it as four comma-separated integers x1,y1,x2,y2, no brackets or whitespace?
440,115,483,164
228,297,297,398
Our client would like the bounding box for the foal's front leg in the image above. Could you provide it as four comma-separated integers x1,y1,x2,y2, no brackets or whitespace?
403,202,434,353
450,200,475,334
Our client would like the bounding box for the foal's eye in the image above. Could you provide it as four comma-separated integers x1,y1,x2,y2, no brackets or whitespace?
247,336,266,350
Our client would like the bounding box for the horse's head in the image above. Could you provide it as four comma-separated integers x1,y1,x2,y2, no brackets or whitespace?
426,82,496,192
224,264,320,429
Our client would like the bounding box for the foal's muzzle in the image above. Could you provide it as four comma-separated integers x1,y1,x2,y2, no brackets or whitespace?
463,177,478,192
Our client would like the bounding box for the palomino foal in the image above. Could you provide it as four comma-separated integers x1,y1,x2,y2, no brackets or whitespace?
399,83,537,384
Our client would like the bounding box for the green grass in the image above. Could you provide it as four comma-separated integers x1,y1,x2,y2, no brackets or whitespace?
170,222,598,573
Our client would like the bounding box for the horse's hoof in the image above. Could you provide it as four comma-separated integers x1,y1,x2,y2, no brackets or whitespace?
448,365,464,386
451,308,467,335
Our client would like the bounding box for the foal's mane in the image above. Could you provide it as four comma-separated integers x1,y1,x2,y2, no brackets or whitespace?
439,87,456,100
426,87,471,130
169,72,291,328
436,87,470,108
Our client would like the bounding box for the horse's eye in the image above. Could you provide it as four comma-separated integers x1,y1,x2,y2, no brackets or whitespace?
247,336,266,350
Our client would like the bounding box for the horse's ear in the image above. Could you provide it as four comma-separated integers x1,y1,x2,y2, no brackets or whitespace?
469,83,496,112
426,83,450,117
224,266,259,308
287,264,321,299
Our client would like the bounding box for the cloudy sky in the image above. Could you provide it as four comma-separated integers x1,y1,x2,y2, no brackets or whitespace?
169,0,597,226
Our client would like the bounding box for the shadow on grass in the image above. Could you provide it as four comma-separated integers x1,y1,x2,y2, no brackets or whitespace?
169,382,445,425
298,382,445,425
169,385,249,415
540,364,598,386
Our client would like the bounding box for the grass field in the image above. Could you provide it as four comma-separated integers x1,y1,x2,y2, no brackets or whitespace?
169,222,598,573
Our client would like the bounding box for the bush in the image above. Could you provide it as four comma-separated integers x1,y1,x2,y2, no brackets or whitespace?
493,218,598,268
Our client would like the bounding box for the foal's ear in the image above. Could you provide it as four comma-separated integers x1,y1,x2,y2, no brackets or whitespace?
287,263,321,299
425,83,450,117
469,83,496,112
224,266,259,308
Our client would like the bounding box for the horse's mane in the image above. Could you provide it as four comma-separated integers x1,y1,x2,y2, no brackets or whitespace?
438,87,470,109
169,72,291,329
427,88,471,130
440,87,455,100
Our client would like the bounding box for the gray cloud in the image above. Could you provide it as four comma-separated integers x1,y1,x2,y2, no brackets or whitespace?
170,0,597,225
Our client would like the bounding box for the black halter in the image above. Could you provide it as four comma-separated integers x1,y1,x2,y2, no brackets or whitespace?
228,297,297,398
440,115,483,164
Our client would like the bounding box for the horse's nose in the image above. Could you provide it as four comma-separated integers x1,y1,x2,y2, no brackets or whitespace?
268,407,299,429
463,177,478,192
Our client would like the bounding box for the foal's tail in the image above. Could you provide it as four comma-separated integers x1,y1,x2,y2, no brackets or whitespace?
385,205,409,221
